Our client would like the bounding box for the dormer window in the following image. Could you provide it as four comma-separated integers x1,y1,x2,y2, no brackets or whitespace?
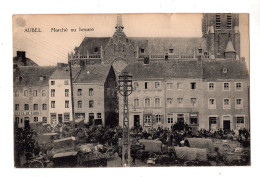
169,49,174,53
140,48,145,53
223,68,228,73
39,76,46,81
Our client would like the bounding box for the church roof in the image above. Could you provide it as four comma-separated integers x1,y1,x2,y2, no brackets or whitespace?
225,39,236,53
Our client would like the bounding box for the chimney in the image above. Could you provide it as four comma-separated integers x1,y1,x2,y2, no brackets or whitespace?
17,51,26,58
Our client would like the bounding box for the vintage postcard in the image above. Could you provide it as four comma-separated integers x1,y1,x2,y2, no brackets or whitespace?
12,13,250,168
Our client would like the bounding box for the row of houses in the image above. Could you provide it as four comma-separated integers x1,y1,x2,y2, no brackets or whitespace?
13,62,118,128
119,59,249,132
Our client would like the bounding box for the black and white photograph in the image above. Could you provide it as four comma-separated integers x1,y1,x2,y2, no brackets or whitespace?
12,13,250,168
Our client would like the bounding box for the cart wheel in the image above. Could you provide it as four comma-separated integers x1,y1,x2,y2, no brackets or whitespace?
29,160,44,168
106,148,115,158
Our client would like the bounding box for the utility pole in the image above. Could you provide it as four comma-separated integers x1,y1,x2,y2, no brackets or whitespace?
118,72,133,167
68,55,75,135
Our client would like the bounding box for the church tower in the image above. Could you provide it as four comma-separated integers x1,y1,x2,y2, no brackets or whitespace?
202,13,240,60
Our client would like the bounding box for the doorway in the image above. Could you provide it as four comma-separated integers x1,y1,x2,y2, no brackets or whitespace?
134,115,140,128
58,114,63,123
89,113,94,126
24,117,30,128
223,120,231,131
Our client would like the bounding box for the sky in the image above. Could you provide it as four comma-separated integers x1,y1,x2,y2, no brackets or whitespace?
12,14,249,68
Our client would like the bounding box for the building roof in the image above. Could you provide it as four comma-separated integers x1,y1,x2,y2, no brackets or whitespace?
129,37,207,56
75,37,110,55
13,66,57,86
74,64,112,84
13,56,38,66
49,66,81,80
202,60,249,80
122,60,203,80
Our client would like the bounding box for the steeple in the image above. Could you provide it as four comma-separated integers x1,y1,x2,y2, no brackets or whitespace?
115,14,124,32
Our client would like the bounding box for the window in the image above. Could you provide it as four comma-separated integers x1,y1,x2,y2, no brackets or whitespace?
33,90,37,97
140,48,145,53
167,83,173,90
51,101,55,108
156,115,161,123
190,114,198,125
64,80,69,85
191,98,196,106
216,13,221,30
223,83,230,91
236,83,242,91
144,82,150,90
15,90,19,97
21,118,23,124
227,13,232,29
198,48,202,54
177,83,183,90
42,90,46,97
34,117,38,122
155,82,160,89
133,82,139,91
51,81,55,85
177,98,183,107
167,114,173,124
169,49,174,53
42,104,47,110
223,98,231,109
65,89,69,97
78,101,82,108
51,113,56,124
155,98,160,107
209,83,214,91
65,101,69,108
42,117,47,123
97,113,102,119
208,98,216,109
144,115,151,124
24,104,29,110
64,113,70,122
15,104,19,111
191,82,196,89
236,98,243,109
144,98,150,107
167,98,173,107
133,98,139,107
89,100,94,108
51,89,55,97
33,104,38,110
223,68,228,73
77,89,82,96
237,117,244,124
89,88,94,96
15,117,19,124
177,114,184,123
209,117,217,124
24,90,28,97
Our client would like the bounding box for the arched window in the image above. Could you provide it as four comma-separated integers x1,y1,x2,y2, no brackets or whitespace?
24,90,28,97
89,88,94,96
155,98,160,107
144,98,150,107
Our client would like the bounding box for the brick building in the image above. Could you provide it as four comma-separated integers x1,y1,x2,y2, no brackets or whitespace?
13,65,56,128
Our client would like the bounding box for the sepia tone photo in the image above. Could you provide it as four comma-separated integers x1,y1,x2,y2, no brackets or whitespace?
13,13,250,168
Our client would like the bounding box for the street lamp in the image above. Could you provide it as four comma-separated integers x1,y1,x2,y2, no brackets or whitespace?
117,72,133,167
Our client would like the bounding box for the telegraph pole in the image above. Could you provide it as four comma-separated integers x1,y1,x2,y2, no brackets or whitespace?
118,72,133,167
68,54,75,134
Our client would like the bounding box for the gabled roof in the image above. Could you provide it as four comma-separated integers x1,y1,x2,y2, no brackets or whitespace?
13,66,57,86
202,60,249,80
49,66,81,80
122,60,203,80
13,56,38,66
75,37,110,55
129,37,207,56
225,39,236,53
74,64,112,84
